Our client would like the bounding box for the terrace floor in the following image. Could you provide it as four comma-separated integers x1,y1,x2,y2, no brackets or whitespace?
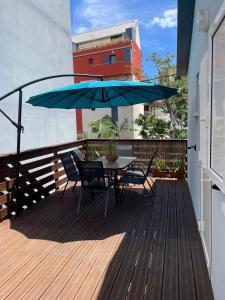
0,179,213,300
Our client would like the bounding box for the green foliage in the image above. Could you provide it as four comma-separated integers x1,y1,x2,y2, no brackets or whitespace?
104,142,117,156
139,51,188,139
154,158,167,171
88,116,118,139
135,114,170,139
172,159,185,172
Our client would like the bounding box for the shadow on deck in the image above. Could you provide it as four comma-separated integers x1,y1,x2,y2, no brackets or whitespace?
0,179,213,299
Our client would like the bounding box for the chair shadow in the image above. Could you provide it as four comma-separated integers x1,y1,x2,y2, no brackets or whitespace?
9,181,158,244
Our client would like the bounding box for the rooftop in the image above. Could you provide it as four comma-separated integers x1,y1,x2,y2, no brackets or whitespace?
72,20,141,49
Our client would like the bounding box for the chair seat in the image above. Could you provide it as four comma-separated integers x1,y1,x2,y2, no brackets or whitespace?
68,173,80,181
120,172,145,185
124,170,144,177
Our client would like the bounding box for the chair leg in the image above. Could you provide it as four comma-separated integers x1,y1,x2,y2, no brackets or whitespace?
149,176,157,193
143,183,153,200
146,178,155,197
72,181,77,192
61,180,69,199
104,189,110,218
76,189,82,215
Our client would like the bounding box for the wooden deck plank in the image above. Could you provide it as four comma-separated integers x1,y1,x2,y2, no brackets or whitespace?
144,180,169,300
108,196,153,300
161,179,179,300
0,179,213,300
84,193,151,300
42,211,133,299
0,192,105,297
126,181,163,300
177,180,196,300
4,201,111,300
181,180,214,300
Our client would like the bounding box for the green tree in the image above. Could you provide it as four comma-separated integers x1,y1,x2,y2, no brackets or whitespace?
88,115,118,139
135,114,170,139
137,52,187,139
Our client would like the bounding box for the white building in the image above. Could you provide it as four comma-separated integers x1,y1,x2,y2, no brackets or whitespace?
177,1,225,298
0,0,75,154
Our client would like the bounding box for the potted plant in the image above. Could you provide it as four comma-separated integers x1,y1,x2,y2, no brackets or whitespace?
170,159,185,179
105,142,118,162
152,158,169,177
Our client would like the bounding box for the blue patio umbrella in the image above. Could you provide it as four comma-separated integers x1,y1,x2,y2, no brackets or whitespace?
26,80,177,109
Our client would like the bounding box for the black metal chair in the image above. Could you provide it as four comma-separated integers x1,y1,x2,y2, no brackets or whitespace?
77,161,113,217
58,152,80,199
120,149,157,198
70,148,85,163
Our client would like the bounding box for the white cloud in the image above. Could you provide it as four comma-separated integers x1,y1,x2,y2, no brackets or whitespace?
146,8,177,29
75,26,89,34
75,0,128,30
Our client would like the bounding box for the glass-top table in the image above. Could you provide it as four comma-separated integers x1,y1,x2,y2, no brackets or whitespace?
96,156,136,203
96,156,136,170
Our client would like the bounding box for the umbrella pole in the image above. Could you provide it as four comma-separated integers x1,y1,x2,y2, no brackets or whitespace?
15,90,23,216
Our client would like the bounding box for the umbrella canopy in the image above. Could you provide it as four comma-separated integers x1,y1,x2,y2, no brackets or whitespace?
26,80,177,109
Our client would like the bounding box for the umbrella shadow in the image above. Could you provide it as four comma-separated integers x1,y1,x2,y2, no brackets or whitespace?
9,184,155,243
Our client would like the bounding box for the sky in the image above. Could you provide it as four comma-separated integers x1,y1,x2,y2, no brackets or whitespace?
70,0,177,79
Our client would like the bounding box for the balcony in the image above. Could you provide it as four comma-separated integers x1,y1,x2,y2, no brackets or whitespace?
0,139,213,299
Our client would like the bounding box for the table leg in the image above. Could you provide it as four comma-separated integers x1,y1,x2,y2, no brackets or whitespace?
113,172,120,205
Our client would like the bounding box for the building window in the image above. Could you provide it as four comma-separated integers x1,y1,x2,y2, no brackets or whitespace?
123,48,131,62
88,58,93,64
104,54,116,64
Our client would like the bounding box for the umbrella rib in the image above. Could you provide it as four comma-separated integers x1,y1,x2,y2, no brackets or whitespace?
48,87,96,108
30,89,80,106
90,87,100,109
103,88,112,106
109,86,133,105
136,85,177,96
47,90,82,108
119,86,174,100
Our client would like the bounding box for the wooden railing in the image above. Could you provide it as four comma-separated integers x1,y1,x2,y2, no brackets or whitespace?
86,139,187,170
0,138,187,221
0,140,87,222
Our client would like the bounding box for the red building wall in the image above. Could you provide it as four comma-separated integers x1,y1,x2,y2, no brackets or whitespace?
73,40,142,135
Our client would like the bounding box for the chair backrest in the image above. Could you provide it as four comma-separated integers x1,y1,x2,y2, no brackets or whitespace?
71,148,85,162
77,161,106,190
145,149,157,177
116,144,133,157
59,152,79,180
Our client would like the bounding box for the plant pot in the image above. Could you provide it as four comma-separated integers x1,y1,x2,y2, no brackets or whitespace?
105,155,118,163
152,170,169,178
170,171,185,179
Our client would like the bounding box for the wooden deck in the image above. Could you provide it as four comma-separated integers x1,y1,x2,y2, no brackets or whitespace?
0,179,213,300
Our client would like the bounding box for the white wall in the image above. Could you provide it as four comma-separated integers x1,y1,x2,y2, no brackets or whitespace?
0,0,75,154
188,1,225,298
188,0,223,219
